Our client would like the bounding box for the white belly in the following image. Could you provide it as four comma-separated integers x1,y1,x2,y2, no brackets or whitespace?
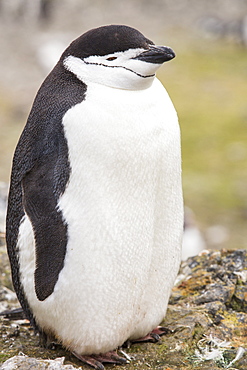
18,78,183,354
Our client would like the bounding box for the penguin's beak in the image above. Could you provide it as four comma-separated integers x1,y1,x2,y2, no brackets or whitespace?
133,45,175,64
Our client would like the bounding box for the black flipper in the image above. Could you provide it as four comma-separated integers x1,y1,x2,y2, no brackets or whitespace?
6,61,86,325
22,150,69,301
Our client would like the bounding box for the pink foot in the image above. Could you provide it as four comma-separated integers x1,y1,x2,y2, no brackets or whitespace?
72,350,127,369
131,326,171,344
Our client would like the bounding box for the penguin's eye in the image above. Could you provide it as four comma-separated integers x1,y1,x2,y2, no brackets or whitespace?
106,56,117,61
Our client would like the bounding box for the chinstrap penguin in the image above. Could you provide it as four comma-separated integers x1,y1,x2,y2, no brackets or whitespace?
6,24,183,369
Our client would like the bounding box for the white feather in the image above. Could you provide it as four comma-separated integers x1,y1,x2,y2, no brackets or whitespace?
64,50,162,90
18,71,183,354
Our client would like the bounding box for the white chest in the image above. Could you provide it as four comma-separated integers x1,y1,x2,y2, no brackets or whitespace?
18,77,183,355
62,77,179,182
59,78,181,240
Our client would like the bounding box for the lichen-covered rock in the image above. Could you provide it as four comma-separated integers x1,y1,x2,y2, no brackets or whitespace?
164,249,247,368
0,248,247,369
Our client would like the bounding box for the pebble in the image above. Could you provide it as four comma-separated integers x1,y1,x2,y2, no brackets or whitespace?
1,355,81,369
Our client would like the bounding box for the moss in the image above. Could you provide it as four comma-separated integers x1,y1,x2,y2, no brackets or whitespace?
0,353,10,362
228,296,245,312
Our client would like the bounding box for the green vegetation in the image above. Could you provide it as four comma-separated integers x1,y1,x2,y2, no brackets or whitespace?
158,38,247,249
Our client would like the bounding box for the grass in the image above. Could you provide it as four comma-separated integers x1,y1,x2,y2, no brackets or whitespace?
158,37,247,249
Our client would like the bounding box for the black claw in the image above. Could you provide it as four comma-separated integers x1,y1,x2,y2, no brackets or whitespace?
150,333,161,342
111,354,127,364
95,361,105,370
157,326,171,336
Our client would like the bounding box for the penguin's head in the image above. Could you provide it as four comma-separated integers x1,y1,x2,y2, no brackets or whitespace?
62,25,175,90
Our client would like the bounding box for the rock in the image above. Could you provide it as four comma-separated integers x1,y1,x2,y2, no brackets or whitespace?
166,249,247,367
194,282,235,304
0,248,247,369
0,286,19,314
1,354,81,369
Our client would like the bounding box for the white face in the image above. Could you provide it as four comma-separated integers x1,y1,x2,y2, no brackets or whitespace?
63,48,163,90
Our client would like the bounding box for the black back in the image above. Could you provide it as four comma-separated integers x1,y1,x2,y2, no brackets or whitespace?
6,24,152,328
6,60,86,326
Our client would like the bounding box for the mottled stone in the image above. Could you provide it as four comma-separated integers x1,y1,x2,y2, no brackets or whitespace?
1,355,80,370
1,248,247,369
194,283,235,304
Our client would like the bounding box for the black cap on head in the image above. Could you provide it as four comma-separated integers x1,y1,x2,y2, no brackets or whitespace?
62,25,154,59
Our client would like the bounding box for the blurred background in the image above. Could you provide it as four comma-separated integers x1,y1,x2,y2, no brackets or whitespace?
0,0,246,253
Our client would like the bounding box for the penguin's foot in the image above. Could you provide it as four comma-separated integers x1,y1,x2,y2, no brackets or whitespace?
72,350,127,370
130,326,171,344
